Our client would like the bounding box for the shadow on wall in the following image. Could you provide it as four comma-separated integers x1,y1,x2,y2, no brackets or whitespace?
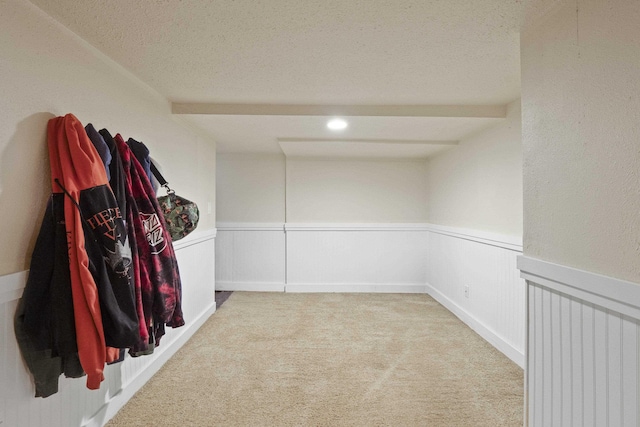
0,112,55,273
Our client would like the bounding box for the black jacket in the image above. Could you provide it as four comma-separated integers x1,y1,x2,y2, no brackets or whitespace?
14,195,84,397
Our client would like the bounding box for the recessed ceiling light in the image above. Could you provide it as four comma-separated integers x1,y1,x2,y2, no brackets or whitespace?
327,118,348,131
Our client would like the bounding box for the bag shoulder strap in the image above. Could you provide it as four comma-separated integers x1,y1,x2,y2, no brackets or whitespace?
150,161,175,195
150,161,168,187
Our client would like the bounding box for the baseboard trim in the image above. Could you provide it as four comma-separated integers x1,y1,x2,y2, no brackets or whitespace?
84,301,217,427
518,255,640,320
285,283,428,293
216,281,286,292
425,283,525,368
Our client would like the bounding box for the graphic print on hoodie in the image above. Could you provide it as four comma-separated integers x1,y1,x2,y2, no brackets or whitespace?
114,134,184,353
47,114,139,389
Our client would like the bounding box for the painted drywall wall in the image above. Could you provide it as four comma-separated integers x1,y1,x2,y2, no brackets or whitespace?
0,0,216,277
521,0,640,283
216,153,286,222
426,100,522,237
286,157,428,223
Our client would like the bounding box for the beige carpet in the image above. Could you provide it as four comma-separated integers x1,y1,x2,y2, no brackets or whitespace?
107,292,523,426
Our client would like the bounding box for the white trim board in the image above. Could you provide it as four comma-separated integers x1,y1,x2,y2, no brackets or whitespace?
518,256,640,320
216,283,427,294
172,228,217,250
425,283,525,368
0,229,217,304
0,270,28,304
216,281,286,292
424,224,522,252
215,222,521,252
285,283,428,293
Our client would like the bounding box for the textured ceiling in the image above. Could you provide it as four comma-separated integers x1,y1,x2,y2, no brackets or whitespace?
183,115,501,155
30,0,523,157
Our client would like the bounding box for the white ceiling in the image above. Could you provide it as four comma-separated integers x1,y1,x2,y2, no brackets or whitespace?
29,0,523,158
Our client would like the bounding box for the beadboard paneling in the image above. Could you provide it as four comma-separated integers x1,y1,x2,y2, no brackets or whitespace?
521,257,640,427
425,229,525,367
215,224,285,291
285,225,428,291
0,230,216,427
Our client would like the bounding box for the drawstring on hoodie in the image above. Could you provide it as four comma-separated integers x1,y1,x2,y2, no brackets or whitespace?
54,178,99,244
54,179,82,211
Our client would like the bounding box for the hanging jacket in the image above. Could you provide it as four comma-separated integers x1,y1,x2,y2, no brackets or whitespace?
47,114,139,389
100,129,149,346
127,138,153,187
14,194,84,397
85,123,112,181
100,129,127,218
114,133,184,353
20,195,76,355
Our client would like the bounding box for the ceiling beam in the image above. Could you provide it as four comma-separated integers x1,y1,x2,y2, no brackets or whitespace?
171,103,507,118
277,138,458,146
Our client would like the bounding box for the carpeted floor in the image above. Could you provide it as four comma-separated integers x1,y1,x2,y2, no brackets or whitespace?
107,292,523,426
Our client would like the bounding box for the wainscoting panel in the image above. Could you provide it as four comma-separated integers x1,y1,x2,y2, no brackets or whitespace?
215,222,526,366
285,224,428,292
0,230,217,427
520,256,640,427
215,223,285,291
425,228,525,367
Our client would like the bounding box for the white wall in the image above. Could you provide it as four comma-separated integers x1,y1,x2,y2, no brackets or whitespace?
0,0,216,277
521,0,640,425
286,157,428,223
216,153,285,223
215,133,524,366
0,0,217,425
426,228,525,367
215,154,286,291
215,225,286,291
426,100,522,237
522,0,640,284
422,100,525,368
286,224,428,293
216,155,429,224
215,154,430,293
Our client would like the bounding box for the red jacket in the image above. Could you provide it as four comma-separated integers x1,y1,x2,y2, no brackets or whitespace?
114,133,184,353
47,114,138,389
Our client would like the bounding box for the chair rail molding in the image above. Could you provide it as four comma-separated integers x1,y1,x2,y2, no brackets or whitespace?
518,255,640,319
520,257,640,427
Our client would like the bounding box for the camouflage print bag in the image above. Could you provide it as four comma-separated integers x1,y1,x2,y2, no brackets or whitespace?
157,191,199,241
151,162,199,241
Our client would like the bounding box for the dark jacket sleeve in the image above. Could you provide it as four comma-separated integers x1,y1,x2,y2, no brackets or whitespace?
20,199,56,350
85,123,112,181
21,195,77,356
100,129,127,214
15,298,84,398
15,197,83,397
15,298,63,398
